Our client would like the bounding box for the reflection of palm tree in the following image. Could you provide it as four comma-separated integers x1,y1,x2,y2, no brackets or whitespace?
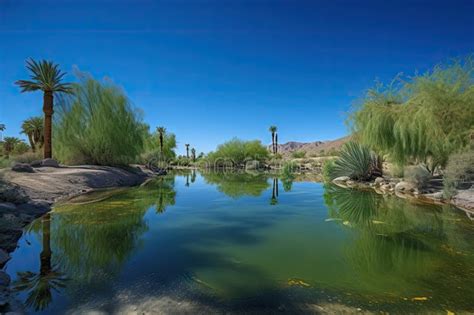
270,178,279,205
185,173,190,187
13,214,67,312
191,170,196,183
155,177,177,213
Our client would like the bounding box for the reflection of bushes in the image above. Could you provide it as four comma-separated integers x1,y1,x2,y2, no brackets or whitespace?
202,171,269,198
50,177,176,281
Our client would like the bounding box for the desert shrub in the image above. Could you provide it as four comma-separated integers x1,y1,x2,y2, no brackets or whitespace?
405,165,432,189
204,138,269,168
12,151,43,164
350,58,474,173
0,157,12,169
443,150,474,198
11,142,30,155
54,73,146,165
322,159,336,182
292,151,306,158
325,142,380,181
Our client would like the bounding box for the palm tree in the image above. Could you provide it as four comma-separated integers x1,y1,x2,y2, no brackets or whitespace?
0,123,5,142
2,137,22,157
15,58,73,159
156,126,166,155
185,144,190,159
191,148,196,161
21,117,44,152
269,126,277,154
270,178,279,205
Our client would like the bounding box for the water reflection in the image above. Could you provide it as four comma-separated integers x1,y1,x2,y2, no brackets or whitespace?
270,178,279,205
13,214,67,311
201,171,270,198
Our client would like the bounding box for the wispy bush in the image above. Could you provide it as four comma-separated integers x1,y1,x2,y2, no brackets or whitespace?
54,73,146,165
292,151,306,158
350,58,474,173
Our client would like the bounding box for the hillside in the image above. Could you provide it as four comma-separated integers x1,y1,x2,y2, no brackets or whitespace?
272,136,350,157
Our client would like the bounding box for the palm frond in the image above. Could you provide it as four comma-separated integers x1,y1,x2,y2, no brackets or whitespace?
16,58,73,94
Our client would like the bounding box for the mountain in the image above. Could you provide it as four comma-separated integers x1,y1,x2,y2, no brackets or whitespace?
271,136,350,157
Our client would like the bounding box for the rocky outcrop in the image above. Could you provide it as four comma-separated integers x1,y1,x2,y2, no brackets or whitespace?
11,163,34,173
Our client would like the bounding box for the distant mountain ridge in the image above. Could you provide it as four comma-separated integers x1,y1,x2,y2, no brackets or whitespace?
271,136,350,157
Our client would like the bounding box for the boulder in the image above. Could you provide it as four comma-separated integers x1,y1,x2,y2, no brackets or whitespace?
374,177,385,186
333,176,350,183
0,271,10,286
0,249,10,266
41,158,60,168
11,163,34,173
0,203,16,214
395,181,417,193
30,160,43,167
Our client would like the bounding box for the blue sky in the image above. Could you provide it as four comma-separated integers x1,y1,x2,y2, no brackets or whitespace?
0,0,473,154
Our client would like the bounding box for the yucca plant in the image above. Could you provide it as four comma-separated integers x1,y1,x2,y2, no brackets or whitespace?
328,141,381,181
15,59,73,159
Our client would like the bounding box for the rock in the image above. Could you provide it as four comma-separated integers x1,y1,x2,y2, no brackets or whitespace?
41,158,60,168
333,176,350,183
374,177,385,186
16,201,51,216
11,163,34,173
30,160,43,167
395,181,417,193
0,183,29,204
0,249,10,266
0,271,10,286
0,203,16,213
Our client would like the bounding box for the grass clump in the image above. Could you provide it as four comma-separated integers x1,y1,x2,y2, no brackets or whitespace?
324,142,380,181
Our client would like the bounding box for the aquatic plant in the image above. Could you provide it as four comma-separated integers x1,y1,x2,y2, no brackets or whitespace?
15,58,73,159
53,72,146,165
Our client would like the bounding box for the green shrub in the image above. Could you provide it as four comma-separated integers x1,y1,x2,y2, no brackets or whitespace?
0,157,12,169
54,73,146,165
325,142,380,181
322,159,336,182
443,150,474,198
12,151,43,164
292,151,306,158
405,165,432,189
350,58,474,172
204,138,269,168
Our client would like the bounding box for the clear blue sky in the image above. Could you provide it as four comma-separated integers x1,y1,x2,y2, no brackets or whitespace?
1,0,473,154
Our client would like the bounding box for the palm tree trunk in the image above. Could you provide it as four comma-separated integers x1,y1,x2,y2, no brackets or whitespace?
43,91,54,159
27,133,36,152
159,135,163,155
271,132,275,154
275,133,278,154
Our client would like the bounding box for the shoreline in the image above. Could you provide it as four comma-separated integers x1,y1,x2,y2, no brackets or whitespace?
331,176,474,217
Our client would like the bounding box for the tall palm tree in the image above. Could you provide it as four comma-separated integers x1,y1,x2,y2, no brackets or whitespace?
191,148,196,161
2,136,22,157
15,58,73,159
275,132,278,154
185,144,190,159
156,126,166,155
269,126,277,154
21,116,44,152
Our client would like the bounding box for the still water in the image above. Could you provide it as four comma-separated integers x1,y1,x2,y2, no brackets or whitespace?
5,171,474,314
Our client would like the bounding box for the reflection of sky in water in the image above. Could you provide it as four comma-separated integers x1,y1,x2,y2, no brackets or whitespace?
5,171,474,314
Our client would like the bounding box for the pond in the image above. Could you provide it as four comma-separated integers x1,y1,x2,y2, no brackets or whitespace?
5,171,474,314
